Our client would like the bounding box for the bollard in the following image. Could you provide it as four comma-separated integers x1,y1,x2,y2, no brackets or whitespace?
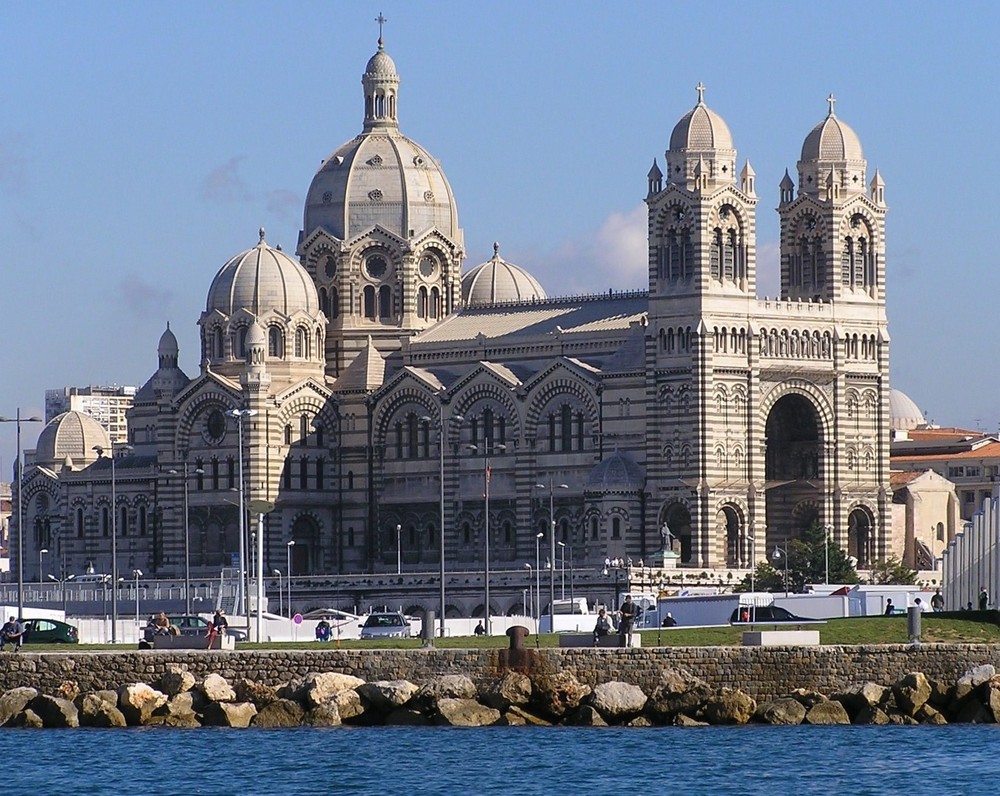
422,610,436,646
907,606,921,642
507,625,529,650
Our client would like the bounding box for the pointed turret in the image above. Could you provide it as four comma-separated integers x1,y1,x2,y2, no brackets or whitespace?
647,159,663,196
779,169,795,206
740,160,756,197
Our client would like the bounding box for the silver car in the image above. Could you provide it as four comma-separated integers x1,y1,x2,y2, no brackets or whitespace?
359,612,412,639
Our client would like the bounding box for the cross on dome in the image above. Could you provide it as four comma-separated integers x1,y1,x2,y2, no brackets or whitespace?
827,93,836,117
376,12,387,46
696,81,706,104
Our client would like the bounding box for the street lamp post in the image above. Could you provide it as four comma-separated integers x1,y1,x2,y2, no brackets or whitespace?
395,524,402,575
535,532,543,621
93,441,132,643
468,442,505,635
524,563,532,622
272,569,282,617
168,464,204,615
132,568,143,631
286,540,295,620
227,408,257,629
772,545,789,597
535,477,568,633
823,523,833,585
557,541,566,600
1,410,43,620
421,408,463,640
249,499,275,643
48,573,74,617
39,548,48,585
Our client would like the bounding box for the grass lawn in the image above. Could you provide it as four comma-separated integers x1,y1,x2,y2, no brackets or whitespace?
23,616,1000,652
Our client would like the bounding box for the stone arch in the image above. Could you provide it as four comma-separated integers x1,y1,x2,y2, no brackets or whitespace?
290,513,322,575
659,500,693,564
715,502,745,568
846,503,876,568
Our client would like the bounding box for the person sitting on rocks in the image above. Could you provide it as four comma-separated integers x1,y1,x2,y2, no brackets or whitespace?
593,608,612,643
316,619,331,642
153,612,171,635
0,616,25,652
661,612,678,627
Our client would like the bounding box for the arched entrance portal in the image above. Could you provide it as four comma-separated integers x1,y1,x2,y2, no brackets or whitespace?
719,505,744,567
765,393,824,545
847,507,875,569
291,515,320,575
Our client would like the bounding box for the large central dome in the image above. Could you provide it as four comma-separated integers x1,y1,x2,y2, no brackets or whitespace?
301,39,460,244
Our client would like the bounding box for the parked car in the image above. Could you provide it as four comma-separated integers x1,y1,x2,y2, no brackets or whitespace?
23,618,79,644
141,614,247,645
359,611,412,639
730,605,812,623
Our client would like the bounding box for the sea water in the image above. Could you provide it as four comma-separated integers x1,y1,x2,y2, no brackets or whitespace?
8,724,996,795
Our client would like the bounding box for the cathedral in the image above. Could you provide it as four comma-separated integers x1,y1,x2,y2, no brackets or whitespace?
16,33,891,611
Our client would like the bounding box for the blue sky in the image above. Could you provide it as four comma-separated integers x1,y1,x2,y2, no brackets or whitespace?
2,1,999,471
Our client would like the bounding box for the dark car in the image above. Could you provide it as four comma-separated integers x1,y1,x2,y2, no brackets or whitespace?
141,614,247,645
730,605,812,623
23,618,79,644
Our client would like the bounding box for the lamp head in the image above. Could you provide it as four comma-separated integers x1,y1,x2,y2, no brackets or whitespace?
40,548,48,554
772,548,782,561
536,532,544,539
534,483,544,489
557,541,565,548
287,540,295,547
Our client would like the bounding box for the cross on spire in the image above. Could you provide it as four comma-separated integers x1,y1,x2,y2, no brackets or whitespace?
827,93,836,116
376,12,387,45
696,81,706,104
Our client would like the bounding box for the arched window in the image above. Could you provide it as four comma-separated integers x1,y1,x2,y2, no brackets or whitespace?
268,326,282,357
101,506,109,537
284,424,292,445
76,507,85,538
195,460,204,490
330,287,339,319
235,327,248,359
299,457,308,490
139,505,147,537
407,414,418,459
316,458,325,491
295,328,306,358
300,414,310,445
378,285,392,319
417,287,428,319
214,327,224,359
363,286,376,319
119,506,129,537
431,287,440,319
315,424,324,448
612,517,621,539
227,457,235,489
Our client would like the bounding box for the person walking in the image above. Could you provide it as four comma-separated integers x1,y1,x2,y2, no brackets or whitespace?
618,595,637,646
979,586,989,611
931,589,944,613
884,599,894,616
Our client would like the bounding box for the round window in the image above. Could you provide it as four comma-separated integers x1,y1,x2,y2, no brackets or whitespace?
206,410,227,443
419,256,437,278
366,255,388,279
324,255,337,278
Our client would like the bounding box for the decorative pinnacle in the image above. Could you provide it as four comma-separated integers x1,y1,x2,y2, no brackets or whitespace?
493,241,500,258
258,227,266,243
696,81,706,104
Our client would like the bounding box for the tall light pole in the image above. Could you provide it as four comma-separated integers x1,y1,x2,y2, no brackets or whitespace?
286,540,295,620
48,573,74,617
1,410,43,620
557,541,566,600
39,548,48,585
395,523,402,575
772,545,789,597
272,569,282,617
249,499,275,643
823,523,833,585
132,568,143,631
93,441,132,643
168,464,204,615
421,408,463,639
535,477,568,633
535,532,543,621
468,442,505,635
227,408,257,626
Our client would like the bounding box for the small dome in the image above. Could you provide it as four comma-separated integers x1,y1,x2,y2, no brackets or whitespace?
670,89,734,152
365,46,397,78
585,450,645,492
461,243,546,305
34,411,110,468
890,389,926,431
206,229,320,318
158,324,178,357
801,99,864,163
246,319,266,347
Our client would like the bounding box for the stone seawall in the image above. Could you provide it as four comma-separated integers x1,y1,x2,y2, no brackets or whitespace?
4,644,1000,702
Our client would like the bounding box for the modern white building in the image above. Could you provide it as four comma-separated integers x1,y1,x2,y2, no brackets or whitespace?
45,385,136,446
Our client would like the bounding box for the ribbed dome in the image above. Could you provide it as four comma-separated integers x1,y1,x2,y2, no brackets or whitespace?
206,229,319,318
801,112,864,163
157,324,178,358
34,411,110,468
670,98,734,152
461,243,546,305
365,46,397,77
889,389,926,431
585,451,644,492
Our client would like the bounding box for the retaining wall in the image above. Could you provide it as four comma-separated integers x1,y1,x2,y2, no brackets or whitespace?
4,645,1000,702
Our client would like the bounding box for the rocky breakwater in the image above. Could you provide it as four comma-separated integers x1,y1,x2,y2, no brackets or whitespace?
4,662,1000,728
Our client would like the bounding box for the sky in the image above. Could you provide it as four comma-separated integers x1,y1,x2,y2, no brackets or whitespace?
2,1,1000,473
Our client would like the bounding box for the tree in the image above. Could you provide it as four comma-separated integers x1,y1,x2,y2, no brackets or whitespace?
868,555,917,585
733,521,860,593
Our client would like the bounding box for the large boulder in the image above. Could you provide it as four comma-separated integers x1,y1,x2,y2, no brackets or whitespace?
834,682,888,719
804,701,850,725
301,672,366,708
563,705,608,726
853,704,890,725
530,673,591,720
646,669,714,721
30,695,79,728
754,698,806,725
700,688,755,725
504,706,551,726
480,672,532,711
159,667,196,697
304,703,342,727
253,699,305,728
589,681,647,723
118,683,168,726
0,687,39,727
434,698,501,727
358,680,419,713
78,693,127,728
892,672,932,717
235,679,278,708
202,701,257,728
333,689,365,722
414,675,477,711
198,673,236,703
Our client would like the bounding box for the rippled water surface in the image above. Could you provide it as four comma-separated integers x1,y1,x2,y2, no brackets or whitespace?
8,725,998,794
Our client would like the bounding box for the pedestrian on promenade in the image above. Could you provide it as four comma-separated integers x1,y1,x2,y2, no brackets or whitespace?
618,595,636,644
979,586,989,611
206,609,228,648
884,599,894,616
931,589,944,612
